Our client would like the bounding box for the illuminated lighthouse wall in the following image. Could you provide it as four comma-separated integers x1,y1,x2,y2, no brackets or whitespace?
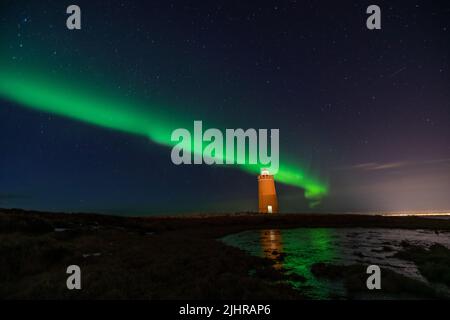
258,169,279,214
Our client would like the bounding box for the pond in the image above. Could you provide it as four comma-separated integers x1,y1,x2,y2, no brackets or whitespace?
221,228,450,299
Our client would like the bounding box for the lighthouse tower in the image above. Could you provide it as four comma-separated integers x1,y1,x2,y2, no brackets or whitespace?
258,168,278,214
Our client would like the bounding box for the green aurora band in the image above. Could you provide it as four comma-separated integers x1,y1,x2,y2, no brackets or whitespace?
0,68,328,204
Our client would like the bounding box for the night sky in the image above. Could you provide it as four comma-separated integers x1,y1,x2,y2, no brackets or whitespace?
0,0,449,214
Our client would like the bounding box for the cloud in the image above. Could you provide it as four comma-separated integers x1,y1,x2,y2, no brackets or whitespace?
339,158,450,172
328,157,450,212
339,161,407,171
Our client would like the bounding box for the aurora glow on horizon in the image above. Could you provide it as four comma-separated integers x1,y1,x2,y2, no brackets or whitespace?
0,67,328,203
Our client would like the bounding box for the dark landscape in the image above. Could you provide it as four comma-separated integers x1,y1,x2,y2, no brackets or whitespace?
2,209,450,299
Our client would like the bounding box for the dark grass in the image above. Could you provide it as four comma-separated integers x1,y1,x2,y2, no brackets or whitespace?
1,208,450,299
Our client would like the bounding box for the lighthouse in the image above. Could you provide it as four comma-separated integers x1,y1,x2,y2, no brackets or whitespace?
258,168,278,214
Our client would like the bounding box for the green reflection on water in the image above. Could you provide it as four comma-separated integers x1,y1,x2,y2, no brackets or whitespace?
260,228,344,299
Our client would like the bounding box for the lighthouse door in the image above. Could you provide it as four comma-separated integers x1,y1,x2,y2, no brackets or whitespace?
267,205,273,214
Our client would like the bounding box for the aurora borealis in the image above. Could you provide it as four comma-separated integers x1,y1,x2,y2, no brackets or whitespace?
0,67,328,201
1,1,449,214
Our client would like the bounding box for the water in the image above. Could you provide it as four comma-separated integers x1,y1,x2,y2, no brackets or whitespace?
222,228,450,299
